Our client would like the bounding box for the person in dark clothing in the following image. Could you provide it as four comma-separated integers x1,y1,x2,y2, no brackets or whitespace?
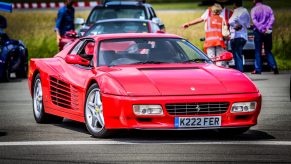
0,15,10,45
55,0,75,45
251,0,279,74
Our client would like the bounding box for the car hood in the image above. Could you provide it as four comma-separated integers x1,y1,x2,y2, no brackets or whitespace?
104,64,258,96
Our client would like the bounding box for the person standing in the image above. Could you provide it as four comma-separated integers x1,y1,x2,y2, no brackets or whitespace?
181,1,232,29
203,4,227,66
251,0,279,74
182,4,227,66
228,0,250,72
55,0,75,49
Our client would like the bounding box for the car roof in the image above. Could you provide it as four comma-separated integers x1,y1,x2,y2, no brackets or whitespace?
84,33,181,41
96,18,150,24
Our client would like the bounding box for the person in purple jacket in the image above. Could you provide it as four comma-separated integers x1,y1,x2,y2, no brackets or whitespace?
251,0,279,74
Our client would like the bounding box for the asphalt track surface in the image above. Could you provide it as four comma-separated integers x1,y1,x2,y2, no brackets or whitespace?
0,71,291,163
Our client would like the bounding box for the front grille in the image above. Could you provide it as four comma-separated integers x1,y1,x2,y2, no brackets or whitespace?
165,102,229,116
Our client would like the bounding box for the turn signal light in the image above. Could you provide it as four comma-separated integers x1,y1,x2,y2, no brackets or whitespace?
231,102,257,113
133,105,163,116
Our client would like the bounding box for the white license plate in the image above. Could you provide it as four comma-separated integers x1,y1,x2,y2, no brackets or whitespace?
174,116,221,128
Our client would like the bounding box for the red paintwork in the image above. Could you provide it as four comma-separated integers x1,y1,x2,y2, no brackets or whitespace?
65,54,90,66
59,31,77,51
28,33,262,130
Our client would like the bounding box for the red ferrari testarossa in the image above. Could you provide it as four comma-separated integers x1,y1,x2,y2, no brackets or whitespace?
28,33,261,137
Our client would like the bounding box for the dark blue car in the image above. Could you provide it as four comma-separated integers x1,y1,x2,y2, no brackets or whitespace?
0,34,28,81
0,2,28,81
0,3,28,81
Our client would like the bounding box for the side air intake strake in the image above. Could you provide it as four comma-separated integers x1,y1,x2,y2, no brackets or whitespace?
50,76,72,109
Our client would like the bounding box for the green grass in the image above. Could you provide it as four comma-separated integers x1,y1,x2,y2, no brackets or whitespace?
153,0,291,10
1,2,291,70
153,3,202,10
1,11,90,58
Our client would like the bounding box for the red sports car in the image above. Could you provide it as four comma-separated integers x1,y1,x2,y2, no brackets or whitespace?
28,33,261,138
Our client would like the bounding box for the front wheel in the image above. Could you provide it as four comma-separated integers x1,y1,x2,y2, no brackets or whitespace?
85,83,112,138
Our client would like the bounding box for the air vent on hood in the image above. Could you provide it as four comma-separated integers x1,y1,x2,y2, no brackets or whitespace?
50,76,71,109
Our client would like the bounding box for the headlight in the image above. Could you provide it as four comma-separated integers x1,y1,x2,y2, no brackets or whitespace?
231,102,257,113
133,105,163,116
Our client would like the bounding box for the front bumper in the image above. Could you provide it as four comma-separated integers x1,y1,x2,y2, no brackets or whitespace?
102,93,262,129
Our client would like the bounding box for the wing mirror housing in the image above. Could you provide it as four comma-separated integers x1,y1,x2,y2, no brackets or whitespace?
65,31,78,38
152,17,161,25
74,18,85,25
213,52,233,62
65,54,90,66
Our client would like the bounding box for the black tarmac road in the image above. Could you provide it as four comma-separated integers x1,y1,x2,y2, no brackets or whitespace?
0,72,291,163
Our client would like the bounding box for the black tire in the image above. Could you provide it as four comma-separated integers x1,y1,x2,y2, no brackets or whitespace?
15,62,28,78
84,83,113,138
217,127,250,136
32,73,63,123
16,49,28,78
1,58,11,82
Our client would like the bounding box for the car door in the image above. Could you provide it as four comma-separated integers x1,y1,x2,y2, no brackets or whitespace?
48,39,96,117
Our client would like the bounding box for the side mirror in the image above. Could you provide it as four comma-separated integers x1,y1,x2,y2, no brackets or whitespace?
65,31,78,38
152,17,161,25
65,54,90,66
74,18,85,25
213,52,233,62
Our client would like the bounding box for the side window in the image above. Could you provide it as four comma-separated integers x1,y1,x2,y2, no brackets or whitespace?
177,41,201,60
69,40,95,66
147,7,154,19
70,40,85,54
77,40,95,63
150,7,157,17
145,7,153,19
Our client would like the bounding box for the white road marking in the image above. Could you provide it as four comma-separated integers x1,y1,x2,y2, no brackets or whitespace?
0,140,291,146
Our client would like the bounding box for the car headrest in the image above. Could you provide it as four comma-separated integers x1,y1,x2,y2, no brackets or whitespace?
85,42,95,55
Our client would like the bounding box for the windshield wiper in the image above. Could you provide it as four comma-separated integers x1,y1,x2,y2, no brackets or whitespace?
182,58,211,63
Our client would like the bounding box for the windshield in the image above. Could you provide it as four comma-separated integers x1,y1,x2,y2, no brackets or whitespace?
98,38,211,66
84,21,150,36
87,7,146,25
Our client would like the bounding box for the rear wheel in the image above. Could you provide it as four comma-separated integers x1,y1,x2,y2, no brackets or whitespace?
16,49,28,78
85,83,112,138
33,74,63,123
16,62,28,78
